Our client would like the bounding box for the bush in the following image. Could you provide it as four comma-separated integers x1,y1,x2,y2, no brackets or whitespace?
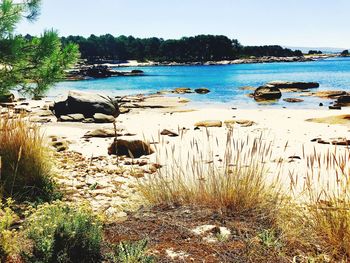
0,114,58,201
139,131,283,217
24,201,103,263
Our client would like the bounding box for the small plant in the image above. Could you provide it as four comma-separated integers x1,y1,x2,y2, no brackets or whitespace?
107,239,155,263
0,114,59,201
0,198,21,261
24,201,103,263
258,229,281,249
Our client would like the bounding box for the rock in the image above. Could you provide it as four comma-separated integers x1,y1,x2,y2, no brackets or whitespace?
0,94,15,103
194,88,210,94
52,90,119,118
329,105,342,110
239,86,255,91
108,139,154,158
336,95,350,104
265,81,319,90
283,98,304,103
195,120,222,128
131,69,144,74
160,129,179,137
50,139,69,152
93,113,115,123
253,86,282,101
59,113,85,122
314,90,347,98
84,128,120,138
236,120,255,127
14,105,31,113
174,88,193,94
319,103,324,107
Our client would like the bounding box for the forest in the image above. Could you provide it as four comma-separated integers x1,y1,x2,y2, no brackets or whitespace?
57,34,303,62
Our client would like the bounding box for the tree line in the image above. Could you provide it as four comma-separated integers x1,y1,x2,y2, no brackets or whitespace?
59,34,303,63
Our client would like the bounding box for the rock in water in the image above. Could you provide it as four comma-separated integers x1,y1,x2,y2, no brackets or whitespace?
265,81,319,90
108,139,154,158
53,90,119,118
253,86,282,101
195,88,210,94
283,98,304,103
194,120,222,127
0,93,15,103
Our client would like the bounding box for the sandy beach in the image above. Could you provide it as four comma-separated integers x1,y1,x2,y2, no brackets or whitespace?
3,93,346,215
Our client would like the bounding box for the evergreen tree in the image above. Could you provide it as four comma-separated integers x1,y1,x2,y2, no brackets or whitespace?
0,0,79,98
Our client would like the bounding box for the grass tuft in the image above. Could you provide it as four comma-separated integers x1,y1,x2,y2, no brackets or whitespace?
0,113,58,201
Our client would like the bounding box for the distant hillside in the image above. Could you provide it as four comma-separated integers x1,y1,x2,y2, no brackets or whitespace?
284,46,348,54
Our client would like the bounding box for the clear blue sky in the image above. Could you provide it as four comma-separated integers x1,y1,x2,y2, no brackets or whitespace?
17,0,350,48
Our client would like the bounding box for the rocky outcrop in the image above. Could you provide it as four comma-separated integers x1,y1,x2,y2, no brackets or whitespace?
253,86,282,101
66,66,144,80
108,139,154,158
313,90,347,99
52,90,119,118
265,81,319,90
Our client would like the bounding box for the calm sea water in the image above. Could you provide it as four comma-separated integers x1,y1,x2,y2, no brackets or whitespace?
50,57,350,109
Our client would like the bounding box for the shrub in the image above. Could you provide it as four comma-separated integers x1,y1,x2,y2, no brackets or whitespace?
24,201,103,263
0,114,58,201
139,131,283,217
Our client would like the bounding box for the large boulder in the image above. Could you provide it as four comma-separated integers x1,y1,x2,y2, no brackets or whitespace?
52,90,119,118
254,86,282,101
266,81,319,90
108,139,154,158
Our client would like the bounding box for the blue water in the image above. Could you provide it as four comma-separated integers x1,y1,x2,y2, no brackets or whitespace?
50,57,350,108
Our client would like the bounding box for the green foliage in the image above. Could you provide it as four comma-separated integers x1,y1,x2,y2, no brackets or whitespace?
0,0,79,98
258,229,282,250
61,34,303,63
0,198,20,261
107,240,155,263
24,201,103,263
0,114,58,202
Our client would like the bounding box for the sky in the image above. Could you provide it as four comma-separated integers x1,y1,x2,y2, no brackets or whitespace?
17,0,350,49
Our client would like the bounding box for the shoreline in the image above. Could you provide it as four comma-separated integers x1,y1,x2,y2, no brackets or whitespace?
87,54,338,68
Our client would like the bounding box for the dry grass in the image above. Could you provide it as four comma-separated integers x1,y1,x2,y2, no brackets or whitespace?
139,130,284,218
280,147,350,261
0,113,57,201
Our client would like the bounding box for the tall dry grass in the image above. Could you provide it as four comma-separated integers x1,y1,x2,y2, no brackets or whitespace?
280,147,350,261
139,130,284,217
0,113,57,201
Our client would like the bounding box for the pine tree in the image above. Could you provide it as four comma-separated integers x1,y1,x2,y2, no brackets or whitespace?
0,0,79,99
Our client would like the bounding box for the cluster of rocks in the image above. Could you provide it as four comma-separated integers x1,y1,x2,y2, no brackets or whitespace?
66,65,144,80
172,87,210,94
54,151,161,217
248,81,320,102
